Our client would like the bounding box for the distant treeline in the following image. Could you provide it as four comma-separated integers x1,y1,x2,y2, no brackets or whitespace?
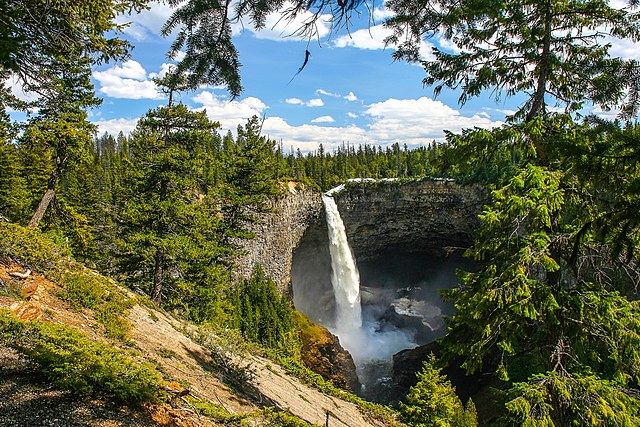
94,130,445,192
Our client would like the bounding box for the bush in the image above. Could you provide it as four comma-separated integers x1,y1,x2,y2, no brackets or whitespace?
60,271,107,309
59,270,133,341
0,222,72,276
0,310,163,404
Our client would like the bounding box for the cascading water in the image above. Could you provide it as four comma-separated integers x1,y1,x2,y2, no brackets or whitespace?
322,189,418,399
322,193,365,357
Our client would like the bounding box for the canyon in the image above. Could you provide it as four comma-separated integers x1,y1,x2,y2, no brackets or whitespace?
236,179,486,401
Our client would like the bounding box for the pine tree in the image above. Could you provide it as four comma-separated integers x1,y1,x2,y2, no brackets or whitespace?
1,0,146,91
232,265,294,349
400,354,477,427
118,103,233,314
385,0,640,122
19,54,100,228
0,78,28,222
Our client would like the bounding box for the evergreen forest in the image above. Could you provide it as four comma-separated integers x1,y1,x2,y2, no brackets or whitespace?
1,0,640,426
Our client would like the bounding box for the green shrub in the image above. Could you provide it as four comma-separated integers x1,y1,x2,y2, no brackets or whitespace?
60,271,107,309
95,296,133,341
0,222,72,276
59,270,133,341
0,310,163,404
259,407,315,427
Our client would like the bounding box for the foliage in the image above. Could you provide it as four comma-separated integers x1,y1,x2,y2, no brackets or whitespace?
283,142,442,190
193,402,315,427
440,119,640,424
159,0,369,96
0,222,72,275
118,103,233,313
0,79,28,221
0,0,147,94
219,117,283,236
0,309,163,404
0,222,134,340
229,265,294,349
400,354,477,427
505,371,640,426
60,271,108,310
385,0,640,121
20,53,101,229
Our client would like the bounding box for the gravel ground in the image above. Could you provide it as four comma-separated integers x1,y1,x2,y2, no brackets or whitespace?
0,347,157,427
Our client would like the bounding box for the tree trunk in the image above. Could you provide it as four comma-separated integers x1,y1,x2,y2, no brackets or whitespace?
526,0,552,123
28,155,63,228
151,246,165,305
28,188,55,228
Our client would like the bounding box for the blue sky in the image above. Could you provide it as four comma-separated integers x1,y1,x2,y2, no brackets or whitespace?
11,1,639,152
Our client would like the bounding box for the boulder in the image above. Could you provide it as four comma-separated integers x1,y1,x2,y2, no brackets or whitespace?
294,312,361,393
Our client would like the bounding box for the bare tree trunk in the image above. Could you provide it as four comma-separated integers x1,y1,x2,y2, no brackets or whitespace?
526,0,552,123
28,188,55,228
151,246,165,304
28,156,62,228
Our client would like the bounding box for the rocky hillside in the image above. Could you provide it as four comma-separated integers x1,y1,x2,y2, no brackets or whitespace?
0,224,397,427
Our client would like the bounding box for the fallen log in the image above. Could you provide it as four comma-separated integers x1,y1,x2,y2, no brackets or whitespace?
8,269,31,279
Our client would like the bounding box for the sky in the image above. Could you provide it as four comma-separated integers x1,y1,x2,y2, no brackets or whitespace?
12,1,640,152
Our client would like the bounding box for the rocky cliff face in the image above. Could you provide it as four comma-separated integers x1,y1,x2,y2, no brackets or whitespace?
333,179,486,260
239,179,485,293
234,182,323,293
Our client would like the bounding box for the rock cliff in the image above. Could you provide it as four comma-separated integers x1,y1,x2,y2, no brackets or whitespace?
238,179,485,293
332,179,486,260
234,181,323,293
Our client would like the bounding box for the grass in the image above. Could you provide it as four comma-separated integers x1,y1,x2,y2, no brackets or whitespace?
0,309,163,404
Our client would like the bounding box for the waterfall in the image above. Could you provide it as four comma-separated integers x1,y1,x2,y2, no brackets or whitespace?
322,193,363,354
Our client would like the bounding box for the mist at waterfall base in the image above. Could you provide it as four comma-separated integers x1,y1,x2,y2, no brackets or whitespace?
304,194,472,402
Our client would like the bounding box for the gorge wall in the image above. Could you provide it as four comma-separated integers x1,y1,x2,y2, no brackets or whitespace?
236,179,486,293
234,181,322,294
332,179,485,260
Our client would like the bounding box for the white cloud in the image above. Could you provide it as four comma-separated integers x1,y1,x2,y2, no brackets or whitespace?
106,60,148,80
311,115,335,123
363,97,502,144
95,95,502,153
286,97,324,107
333,24,435,61
192,91,268,129
607,36,640,60
344,91,358,102
93,60,164,100
264,96,502,151
117,1,175,38
373,5,395,22
149,63,177,80
93,117,139,136
262,117,368,151
333,24,391,50
347,112,358,118
316,89,340,97
588,105,620,121
4,75,39,103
